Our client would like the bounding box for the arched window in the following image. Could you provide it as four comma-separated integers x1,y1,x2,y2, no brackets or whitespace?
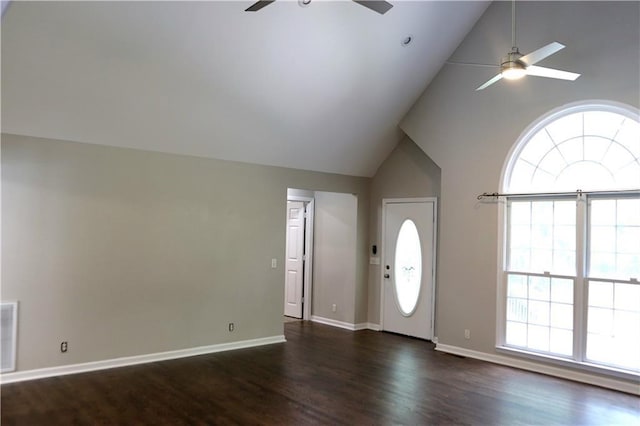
500,102,640,375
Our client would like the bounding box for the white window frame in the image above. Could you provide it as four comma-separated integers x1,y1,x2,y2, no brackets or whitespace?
496,100,640,380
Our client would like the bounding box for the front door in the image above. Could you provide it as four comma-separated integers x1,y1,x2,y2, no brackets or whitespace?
382,200,436,339
284,201,305,318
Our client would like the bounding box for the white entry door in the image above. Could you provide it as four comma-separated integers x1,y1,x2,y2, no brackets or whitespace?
284,201,305,318
382,200,436,339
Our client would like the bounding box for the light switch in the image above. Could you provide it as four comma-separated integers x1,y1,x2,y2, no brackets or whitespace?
271,258,277,268
370,257,380,265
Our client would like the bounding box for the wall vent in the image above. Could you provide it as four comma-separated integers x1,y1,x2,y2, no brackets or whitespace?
1,302,18,373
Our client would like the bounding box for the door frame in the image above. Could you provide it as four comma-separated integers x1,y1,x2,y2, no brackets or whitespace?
380,197,437,339
287,195,315,321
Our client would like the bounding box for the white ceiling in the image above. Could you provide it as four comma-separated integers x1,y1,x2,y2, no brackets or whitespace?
1,0,489,177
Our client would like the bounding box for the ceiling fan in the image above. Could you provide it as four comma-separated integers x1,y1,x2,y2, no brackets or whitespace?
448,0,580,91
245,0,393,15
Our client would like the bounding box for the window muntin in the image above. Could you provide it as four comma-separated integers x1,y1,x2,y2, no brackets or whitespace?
506,274,574,356
508,199,576,276
502,103,640,375
587,280,640,372
589,198,640,281
508,110,640,193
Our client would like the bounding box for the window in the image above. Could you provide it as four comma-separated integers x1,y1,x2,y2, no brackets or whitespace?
501,103,640,375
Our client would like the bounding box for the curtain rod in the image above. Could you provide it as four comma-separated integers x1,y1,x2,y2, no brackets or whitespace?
477,189,640,200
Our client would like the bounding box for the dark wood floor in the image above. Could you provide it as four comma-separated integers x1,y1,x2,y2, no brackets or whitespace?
2,321,639,425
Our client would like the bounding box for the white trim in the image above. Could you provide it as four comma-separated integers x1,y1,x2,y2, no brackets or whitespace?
303,199,314,321
309,316,380,331
435,343,640,396
0,335,285,384
310,316,358,331
286,193,315,321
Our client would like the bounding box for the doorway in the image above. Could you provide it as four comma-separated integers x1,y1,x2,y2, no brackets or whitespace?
381,198,437,339
284,192,314,320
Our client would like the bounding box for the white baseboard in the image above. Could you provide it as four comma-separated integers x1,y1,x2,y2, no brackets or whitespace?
311,315,358,330
435,343,640,395
310,316,380,332
0,335,286,385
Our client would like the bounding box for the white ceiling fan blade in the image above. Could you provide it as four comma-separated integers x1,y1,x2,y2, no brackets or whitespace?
353,1,393,15
476,73,503,91
526,65,580,81
245,1,275,12
520,42,565,66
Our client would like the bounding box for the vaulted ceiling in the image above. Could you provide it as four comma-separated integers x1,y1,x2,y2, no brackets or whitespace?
1,1,489,176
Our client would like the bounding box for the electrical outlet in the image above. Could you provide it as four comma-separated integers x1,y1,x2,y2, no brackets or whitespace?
60,341,68,353
228,323,235,332
464,329,470,340
332,304,337,312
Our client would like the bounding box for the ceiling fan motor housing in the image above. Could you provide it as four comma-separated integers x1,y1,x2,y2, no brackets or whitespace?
501,49,526,79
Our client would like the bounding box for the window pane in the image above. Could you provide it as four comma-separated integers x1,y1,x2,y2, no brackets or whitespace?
550,303,573,329
617,227,640,254
507,275,527,298
528,325,550,351
590,252,616,278
617,199,640,226
550,329,573,356
587,306,613,334
510,225,531,249
551,278,573,303
531,249,552,272
528,301,550,326
394,220,422,315
553,250,575,275
506,321,527,347
586,280,640,371
589,281,613,308
591,199,616,225
591,226,616,253
614,283,640,312
507,298,528,322
510,249,531,271
589,198,640,280
504,274,574,357
529,277,550,301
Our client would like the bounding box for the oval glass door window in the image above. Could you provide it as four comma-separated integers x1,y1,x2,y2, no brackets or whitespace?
394,219,422,315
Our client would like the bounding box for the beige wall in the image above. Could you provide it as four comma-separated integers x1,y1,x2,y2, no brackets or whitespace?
401,1,639,357
367,137,441,325
1,133,369,371
312,191,358,323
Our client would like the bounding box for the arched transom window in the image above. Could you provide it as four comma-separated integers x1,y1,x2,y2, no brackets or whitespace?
500,102,640,376
508,109,640,192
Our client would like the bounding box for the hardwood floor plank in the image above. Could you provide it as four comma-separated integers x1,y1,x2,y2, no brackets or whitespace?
2,321,639,425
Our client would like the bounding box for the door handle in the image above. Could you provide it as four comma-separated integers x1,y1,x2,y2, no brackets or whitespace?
384,274,390,279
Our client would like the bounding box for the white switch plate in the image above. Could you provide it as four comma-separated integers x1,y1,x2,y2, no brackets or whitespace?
369,257,380,265
271,258,277,268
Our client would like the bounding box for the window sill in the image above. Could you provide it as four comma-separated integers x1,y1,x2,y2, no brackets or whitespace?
496,345,640,383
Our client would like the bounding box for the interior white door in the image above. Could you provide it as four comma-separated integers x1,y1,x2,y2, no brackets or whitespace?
382,200,436,339
284,201,305,318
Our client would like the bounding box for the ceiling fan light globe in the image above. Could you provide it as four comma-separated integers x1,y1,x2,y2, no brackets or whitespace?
502,67,527,80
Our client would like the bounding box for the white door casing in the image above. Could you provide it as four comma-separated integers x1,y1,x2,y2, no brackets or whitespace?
381,199,436,339
284,201,305,318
